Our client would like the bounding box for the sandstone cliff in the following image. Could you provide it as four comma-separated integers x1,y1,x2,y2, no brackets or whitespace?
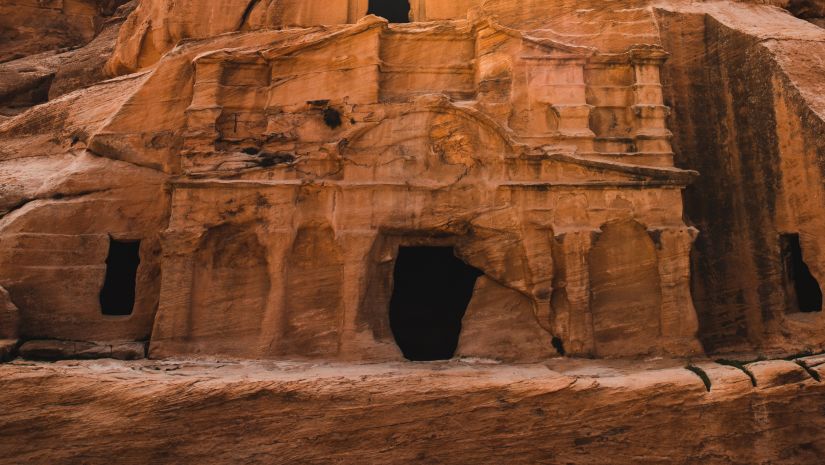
2,0,822,360
656,0,825,355
2,1,825,462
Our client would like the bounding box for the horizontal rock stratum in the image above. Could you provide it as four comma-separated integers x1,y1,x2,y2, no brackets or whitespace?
2,357,825,464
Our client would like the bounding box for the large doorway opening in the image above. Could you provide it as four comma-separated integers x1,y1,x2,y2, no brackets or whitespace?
99,239,140,316
367,0,411,23
780,233,822,313
389,247,483,361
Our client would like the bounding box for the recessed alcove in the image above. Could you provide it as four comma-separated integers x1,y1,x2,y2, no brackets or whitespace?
589,221,662,356
389,246,483,361
99,239,141,316
367,0,411,23
780,233,823,313
190,225,270,355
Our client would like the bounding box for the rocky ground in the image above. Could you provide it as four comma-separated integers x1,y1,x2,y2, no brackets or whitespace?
2,355,825,464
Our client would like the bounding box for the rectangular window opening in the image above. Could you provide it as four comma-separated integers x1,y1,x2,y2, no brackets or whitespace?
780,233,822,313
367,0,411,23
100,238,141,316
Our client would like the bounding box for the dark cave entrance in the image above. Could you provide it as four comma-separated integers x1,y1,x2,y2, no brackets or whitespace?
780,233,823,313
99,239,141,316
389,247,483,361
367,0,411,23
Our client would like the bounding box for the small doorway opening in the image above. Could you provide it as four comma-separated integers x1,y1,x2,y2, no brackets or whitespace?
99,239,141,316
389,247,483,361
780,233,822,313
367,0,411,23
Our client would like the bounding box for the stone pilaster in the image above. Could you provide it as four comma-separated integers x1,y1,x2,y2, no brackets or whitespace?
348,0,370,23
553,230,596,356
519,225,556,335
649,226,702,354
337,230,382,360
630,47,672,154
256,230,298,356
148,228,204,358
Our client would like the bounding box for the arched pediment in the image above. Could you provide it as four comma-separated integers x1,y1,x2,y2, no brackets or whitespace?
340,99,521,186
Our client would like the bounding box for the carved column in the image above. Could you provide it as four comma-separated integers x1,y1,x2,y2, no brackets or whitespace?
337,229,382,359
410,0,426,21
548,57,594,146
148,228,203,358
256,230,297,357
553,230,596,356
519,222,555,333
630,47,672,155
348,0,370,23
650,226,702,353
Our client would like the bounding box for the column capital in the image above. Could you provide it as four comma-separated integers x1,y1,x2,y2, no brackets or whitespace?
554,229,601,246
647,226,700,249
629,46,669,65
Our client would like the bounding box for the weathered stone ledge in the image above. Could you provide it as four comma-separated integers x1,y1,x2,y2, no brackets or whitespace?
16,339,146,361
1,356,823,464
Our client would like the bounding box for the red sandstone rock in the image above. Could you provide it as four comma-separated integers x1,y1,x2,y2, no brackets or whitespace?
1,1,825,462
0,0,129,63
1,0,824,360
18,339,147,361
1,359,824,464
0,340,18,362
0,1,135,117
0,286,19,340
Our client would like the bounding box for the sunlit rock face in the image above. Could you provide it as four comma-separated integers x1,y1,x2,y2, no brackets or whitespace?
3,1,825,463
0,0,824,364
0,0,128,63
656,1,825,355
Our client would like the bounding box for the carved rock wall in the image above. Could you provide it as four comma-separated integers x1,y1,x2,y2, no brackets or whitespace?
2,1,825,463
0,0,824,364
0,71,168,342
656,0,825,355
456,277,557,362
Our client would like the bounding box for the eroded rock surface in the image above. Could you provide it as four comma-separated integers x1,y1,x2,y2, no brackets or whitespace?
0,286,19,340
0,1,136,117
1,358,824,464
1,0,825,461
0,0,128,63
1,0,824,361
17,339,146,361
657,0,825,355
